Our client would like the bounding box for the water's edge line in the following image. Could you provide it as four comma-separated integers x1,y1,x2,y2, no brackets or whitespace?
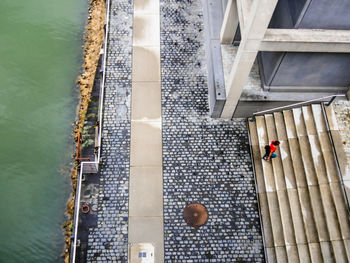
68,0,110,262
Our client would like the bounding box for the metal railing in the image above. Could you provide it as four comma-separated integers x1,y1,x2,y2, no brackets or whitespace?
321,103,350,214
251,94,346,121
70,0,111,262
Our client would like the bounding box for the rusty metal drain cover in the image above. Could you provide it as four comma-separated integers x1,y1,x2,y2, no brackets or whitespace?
183,203,208,227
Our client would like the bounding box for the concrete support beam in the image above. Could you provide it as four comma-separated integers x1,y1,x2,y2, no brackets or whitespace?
220,0,238,44
221,0,278,118
236,0,253,35
260,29,350,53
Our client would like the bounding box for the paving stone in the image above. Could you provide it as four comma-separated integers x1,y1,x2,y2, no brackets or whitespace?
160,0,264,261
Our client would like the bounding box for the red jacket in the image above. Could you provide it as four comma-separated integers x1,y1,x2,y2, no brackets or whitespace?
270,141,277,153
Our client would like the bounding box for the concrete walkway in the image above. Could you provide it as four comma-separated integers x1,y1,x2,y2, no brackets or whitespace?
129,0,164,262
78,0,264,262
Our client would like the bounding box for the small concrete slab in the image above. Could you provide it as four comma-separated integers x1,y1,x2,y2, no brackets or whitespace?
298,136,319,186
271,151,287,191
293,108,307,137
288,138,308,188
248,120,259,146
308,185,329,242
252,144,266,193
325,104,339,131
275,246,288,262
266,192,285,246
329,182,350,239
129,217,164,262
131,82,161,121
318,184,341,241
332,240,348,262
258,193,274,248
344,239,350,260
129,167,163,217
297,187,318,243
256,116,268,146
134,0,159,15
261,157,276,193
279,140,297,189
266,248,276,262
308,242,323,263
311,104,327,132
133,14,160,46
285,245,299,263
283,110,297,139
287,188,307,244
296,244,311,263
318,241,334,262
277,189,296,245
274,112,287,140
130,121,162,167
308,135,328,184
133,46,160,82
265,114,278,141
302,106,317,136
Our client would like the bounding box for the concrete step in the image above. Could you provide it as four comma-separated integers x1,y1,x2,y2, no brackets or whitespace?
249,119,267,194
275,246,288,262
311,104,350,261
312,105,350,241
292,108,319,186
248,119,275,251
265,115,297,249
274,112,309,247
311,104,339,183
331,240,348,262
308,242,324,263
256,116,276,193
283,110,319,245
282,110,308,188
255,116,286,249
292,108,331,243
297,244,312,263
302,106,344,243
318,241,334,262
324,105,350,242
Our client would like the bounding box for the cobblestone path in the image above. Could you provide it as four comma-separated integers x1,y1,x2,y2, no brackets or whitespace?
160,0,264,262
85,0,133,261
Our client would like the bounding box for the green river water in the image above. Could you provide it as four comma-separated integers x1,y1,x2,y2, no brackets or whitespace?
0,1,88,262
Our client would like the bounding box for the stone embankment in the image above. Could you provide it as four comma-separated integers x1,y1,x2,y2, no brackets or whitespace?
62,0,106,262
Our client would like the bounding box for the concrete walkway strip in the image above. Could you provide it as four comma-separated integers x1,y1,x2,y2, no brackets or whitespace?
129,0,163,262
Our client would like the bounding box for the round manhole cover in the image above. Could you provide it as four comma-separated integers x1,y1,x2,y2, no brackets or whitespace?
183,203,208,227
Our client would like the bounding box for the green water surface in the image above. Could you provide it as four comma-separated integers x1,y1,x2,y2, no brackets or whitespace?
0,0,88,262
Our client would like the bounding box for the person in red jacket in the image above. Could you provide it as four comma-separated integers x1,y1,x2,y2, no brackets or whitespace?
263,140,280,161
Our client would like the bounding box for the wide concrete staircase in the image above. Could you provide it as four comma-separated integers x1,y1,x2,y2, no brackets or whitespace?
248,104,350,262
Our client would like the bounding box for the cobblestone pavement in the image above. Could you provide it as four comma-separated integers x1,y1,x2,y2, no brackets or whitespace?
160,0,264,262
333,100,350,161
84,0,133,261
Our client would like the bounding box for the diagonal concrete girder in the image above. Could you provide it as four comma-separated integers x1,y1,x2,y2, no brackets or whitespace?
221,0,278,118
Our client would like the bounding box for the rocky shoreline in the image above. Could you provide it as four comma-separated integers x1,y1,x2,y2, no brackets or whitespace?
62,0,106,262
